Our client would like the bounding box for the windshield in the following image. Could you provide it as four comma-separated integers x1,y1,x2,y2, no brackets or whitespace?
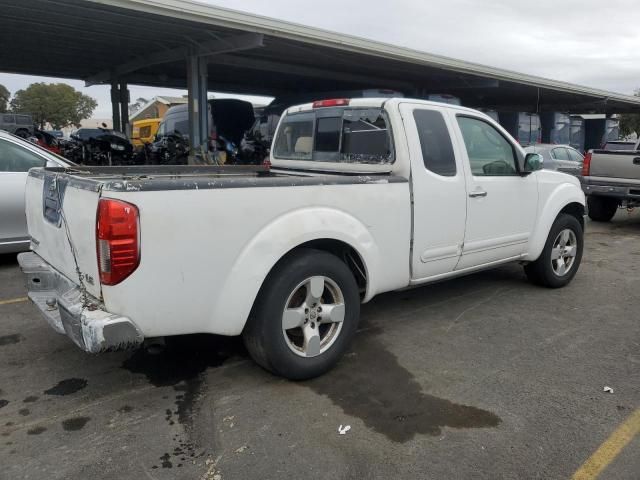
273,108,393,164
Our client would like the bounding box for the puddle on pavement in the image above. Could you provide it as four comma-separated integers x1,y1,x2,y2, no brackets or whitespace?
27,427,46,435
307,335,501,442
44,378,87,396
121,334,245,469
62,417,90,431
0,334,22,346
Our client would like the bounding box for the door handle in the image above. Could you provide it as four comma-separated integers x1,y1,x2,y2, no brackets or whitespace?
633,157,640,165
469,190,488,198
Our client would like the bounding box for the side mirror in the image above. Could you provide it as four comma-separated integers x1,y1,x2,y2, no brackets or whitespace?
524,152,544,172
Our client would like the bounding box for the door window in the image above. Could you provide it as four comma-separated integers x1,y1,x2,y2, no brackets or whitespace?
552,148,570,160
0,140,46,172
413,109,456,176
567,148,584,162
457,116,518,176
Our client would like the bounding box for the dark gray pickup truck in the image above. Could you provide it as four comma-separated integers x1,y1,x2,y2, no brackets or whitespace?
581,140,640,221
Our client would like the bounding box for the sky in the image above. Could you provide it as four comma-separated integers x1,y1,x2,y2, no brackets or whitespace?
1,0,639,117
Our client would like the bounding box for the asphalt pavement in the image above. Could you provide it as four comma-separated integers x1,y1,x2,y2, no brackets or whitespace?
1,212,639,480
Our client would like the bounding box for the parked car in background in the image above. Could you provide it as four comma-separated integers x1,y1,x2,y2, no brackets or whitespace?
32,129,62,155
131,118,161,150
581,139,640,221
44,130,64,139
19,98,585,379
0,113,34,138
70,128,105,142
0,130,72,253
523,144,584,176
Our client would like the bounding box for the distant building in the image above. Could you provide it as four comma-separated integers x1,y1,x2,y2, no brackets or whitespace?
129,96,188,122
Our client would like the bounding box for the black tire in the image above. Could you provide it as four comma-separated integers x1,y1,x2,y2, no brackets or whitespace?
243,248,360,380
524,213,583,288
587,196,618,222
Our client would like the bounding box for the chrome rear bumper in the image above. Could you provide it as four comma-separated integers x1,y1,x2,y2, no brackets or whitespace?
18,252,143,353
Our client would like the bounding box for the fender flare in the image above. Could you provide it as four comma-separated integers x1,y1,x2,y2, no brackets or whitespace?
525,183,585,261
210,207,380,335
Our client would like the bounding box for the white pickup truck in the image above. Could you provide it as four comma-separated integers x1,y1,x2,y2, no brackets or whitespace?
19,98,586,379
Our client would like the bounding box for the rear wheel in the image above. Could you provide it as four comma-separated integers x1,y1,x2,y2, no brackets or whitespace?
524,213,583,288
587,196,618,222
243,248,360,380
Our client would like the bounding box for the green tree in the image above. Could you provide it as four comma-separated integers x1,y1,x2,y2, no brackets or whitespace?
10,82,97,129
619,89,640,138
0,84,9,113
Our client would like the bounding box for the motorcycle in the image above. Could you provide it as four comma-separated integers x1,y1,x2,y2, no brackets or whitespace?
64,126,135,166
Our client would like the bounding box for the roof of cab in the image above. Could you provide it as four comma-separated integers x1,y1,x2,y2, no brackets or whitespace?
283,97,495,119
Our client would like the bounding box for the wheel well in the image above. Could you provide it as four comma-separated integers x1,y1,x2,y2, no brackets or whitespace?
289,239,368,296
560,202,585,229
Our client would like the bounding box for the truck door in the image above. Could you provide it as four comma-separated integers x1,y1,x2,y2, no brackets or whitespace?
399,103,467,280
452,114,538,269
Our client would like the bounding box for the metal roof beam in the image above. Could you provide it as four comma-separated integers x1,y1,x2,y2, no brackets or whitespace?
206,54,415,92
85,32,264,86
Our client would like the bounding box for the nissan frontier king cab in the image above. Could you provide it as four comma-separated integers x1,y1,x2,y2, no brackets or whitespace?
20,98,586,379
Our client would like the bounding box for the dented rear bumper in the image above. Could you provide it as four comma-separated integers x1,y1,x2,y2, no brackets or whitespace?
18,252,143,353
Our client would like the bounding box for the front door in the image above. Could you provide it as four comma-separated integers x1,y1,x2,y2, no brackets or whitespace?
452,114,538,270
400,103,467,280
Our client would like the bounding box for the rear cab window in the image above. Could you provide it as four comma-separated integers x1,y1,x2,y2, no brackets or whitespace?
272,105,394,169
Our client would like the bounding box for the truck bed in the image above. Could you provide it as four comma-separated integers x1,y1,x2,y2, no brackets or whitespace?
24,164,411,344
587,149,640,181
31,165,405,192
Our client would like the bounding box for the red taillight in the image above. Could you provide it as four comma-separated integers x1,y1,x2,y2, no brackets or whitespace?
96,199,140,286
582,151,592,176
312,98,350,108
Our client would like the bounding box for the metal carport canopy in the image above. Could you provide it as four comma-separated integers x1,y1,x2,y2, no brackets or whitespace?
1,0,640,113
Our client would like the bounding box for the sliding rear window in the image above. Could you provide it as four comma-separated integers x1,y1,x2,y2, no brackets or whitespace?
273,108,393,164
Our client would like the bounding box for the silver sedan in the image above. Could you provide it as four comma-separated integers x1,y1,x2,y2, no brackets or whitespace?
0,130,72,253
523,144,584,176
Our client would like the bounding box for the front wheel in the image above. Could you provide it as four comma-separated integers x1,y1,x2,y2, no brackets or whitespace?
524,213,584,288
243,248,360,380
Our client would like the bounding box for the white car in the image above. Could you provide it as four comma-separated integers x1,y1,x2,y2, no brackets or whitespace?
19,98,585,379
0,130,71,253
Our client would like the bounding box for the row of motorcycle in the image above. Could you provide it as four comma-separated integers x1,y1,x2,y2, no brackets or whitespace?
40,127,257,166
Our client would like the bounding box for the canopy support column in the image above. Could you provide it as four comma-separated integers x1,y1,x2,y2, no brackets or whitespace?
110,79,121,132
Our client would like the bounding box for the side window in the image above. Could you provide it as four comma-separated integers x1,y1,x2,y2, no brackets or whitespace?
0,140,46,172
457,116,518,176
567,149,583,162
139,126,151,138
156,121,166,138
552,148,569,161
273,112,314,159
174,119,189,136
3,114,14,123
413,109,456,176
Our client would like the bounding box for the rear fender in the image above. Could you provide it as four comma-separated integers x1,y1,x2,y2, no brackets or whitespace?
211,207,379,335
